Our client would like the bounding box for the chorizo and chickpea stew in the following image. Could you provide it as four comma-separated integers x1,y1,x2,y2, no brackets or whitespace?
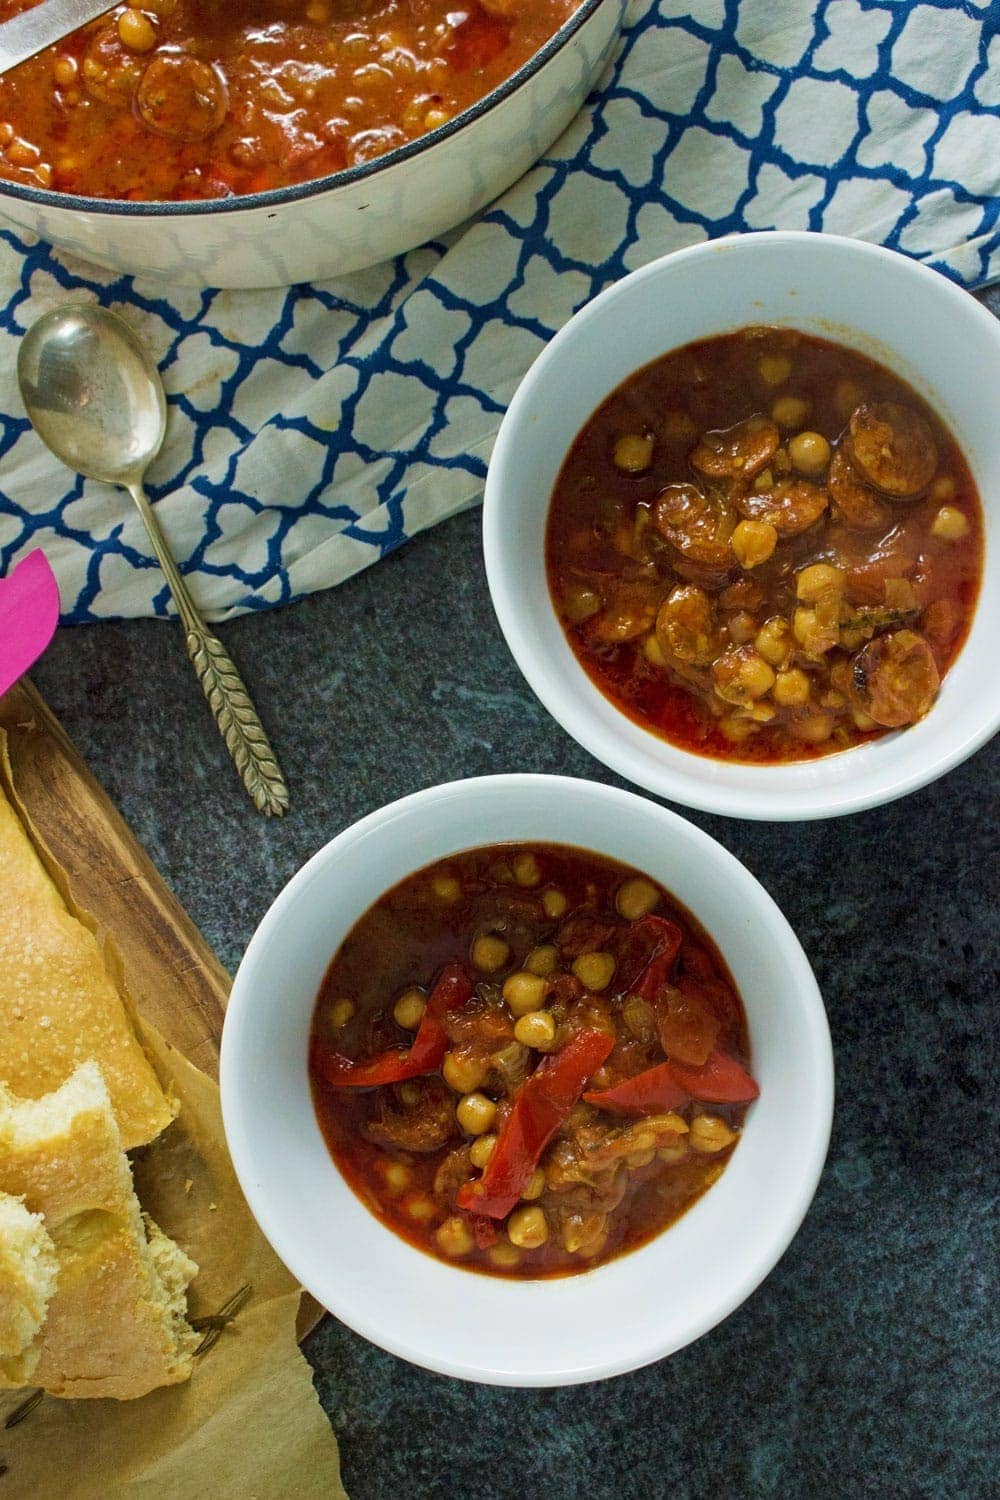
546,328,983,763
0,0,578,200
309,843,758,1278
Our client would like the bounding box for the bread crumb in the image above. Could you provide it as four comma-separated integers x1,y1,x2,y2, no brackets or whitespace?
183,1179,193,1194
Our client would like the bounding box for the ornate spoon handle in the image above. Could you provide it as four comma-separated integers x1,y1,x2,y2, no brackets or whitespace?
127,482,289,817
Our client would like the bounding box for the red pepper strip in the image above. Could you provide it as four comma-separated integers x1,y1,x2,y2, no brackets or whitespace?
456,1028,614,1220
629,916,683,1002
663,1049,760,1104
311,962,473,1090
583,1062,689,1117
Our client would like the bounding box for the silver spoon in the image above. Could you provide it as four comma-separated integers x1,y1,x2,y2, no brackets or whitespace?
18,303,289,818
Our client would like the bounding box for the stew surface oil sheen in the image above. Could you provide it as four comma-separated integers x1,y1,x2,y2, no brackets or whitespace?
546,328,983,764
0,0,577,200
309,843,758,1279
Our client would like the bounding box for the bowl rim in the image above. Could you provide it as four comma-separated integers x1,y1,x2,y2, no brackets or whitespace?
0,0,611,220
482,230,1000,822
220,772,835,1385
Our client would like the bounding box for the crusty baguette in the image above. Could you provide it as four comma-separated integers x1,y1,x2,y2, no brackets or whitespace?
0,785,173,1150
0,1062,198,1400
0,1190,58,1386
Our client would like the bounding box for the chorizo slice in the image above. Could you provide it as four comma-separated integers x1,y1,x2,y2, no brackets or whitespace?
828,446,891,531
137,53,228,141
653,484,735,566
690,416,779,481
736,477,828,536
850,630,940,727
655,585,719,667
848,402,937,497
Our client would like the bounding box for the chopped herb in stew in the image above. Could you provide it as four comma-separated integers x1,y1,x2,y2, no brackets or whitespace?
0,0,578,200
545,328,983,763
309,843,757,1278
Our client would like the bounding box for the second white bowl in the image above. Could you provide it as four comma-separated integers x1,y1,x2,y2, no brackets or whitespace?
220,774,832,1385
483,231,1000,820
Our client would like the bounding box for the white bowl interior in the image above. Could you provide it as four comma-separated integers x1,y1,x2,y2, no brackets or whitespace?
221,775,832,1385
484,232,1000,819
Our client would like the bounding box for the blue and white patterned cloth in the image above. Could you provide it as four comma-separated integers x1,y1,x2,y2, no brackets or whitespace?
0,0,997,623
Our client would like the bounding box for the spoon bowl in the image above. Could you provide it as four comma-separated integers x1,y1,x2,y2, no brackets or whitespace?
18,304,165,487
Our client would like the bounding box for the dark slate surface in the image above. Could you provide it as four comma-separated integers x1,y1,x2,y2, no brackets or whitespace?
30,286,999,1500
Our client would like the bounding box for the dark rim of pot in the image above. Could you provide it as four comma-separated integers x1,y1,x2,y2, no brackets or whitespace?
0,0,614,218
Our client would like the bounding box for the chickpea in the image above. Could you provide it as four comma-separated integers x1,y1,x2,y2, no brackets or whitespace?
432,872,461,902
788,430,832,476
406,1195,437,1222
383,1161,410,1193
733,611,764,650
622,994,656,1041
643,632,668,668
664,410,697,443
514,1010,557,1050
472,933,510,974
571,951,615,992
435,1214,474,1256
469,1133,497,1169
616,876,659,921
562,583,601,622
512,851,541,887
562,1213,607,1254
53,56,78,87
34,163,52,188
755,616,792,668
627,1146,657,1168
792,710,835,743
521,1167,546,1201
117,8,157,51
329,998,355,1029
503,971,549,1016
689,1114,738,1153
525,944,559,977
796,563,843,602
773,668,811,707
731,651,779,702
542,888,567,919
931,506,969,541
424,107,451,130
507,1205,549,1248
771,394,810,429
644,1112,689,1136
930,474,956,503
834,378,864,419
758,353,791,386
658,1139,688,1164
442,1050,486,1094
456,1092,497,1136
393,986,426,1030
731,518,778,569
613,433,654,473
489,1242,521,1269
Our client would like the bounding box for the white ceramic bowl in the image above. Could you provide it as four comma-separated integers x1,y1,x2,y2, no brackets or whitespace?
221,774,832,1386
483,232,1000,820
0,0,622,288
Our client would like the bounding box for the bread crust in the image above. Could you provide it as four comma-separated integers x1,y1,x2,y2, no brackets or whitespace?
0,787,174,1150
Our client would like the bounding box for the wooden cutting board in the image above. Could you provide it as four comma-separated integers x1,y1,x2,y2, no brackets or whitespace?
0,677,323,1337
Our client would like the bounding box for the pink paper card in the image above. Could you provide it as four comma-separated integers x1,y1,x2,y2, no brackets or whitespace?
0,550,60,699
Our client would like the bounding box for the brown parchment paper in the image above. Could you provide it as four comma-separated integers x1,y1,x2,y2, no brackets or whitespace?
0,736,346,1500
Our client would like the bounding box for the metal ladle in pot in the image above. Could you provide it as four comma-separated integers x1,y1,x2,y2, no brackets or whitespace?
18,303,289,817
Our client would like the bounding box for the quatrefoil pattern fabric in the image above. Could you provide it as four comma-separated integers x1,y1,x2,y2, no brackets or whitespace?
0,0,997,622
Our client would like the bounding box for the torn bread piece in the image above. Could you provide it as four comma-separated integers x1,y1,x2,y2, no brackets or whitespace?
0,784,174,1149
0,1190,58,1385
0,1061,199,1399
